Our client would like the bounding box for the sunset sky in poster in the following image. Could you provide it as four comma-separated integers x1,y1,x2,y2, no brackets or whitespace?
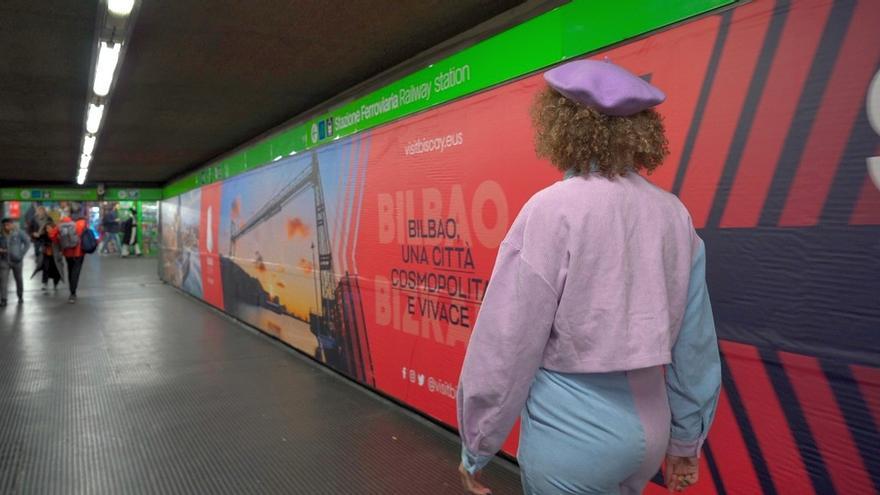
217,139,362,319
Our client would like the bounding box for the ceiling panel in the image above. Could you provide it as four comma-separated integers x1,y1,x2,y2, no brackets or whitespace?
0,0,527,185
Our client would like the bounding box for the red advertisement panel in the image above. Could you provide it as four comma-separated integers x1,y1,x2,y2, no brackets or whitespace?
356,75,557,453
200,182,224,308
159,0,880,491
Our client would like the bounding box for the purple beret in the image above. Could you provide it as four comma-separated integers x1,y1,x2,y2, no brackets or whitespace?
543,59,666,116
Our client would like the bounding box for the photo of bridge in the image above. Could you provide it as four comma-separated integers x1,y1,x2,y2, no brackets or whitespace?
217,148,375,387
160,189,203,297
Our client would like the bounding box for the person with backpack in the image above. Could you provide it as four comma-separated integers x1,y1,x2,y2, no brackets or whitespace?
0,217,31,306
49,210,90,303
121,208,141,257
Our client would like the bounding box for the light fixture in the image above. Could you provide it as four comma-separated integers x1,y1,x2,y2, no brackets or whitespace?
83,135,96,155
86,104,104,134
108,0,135,17
93,42,121,96
75,0,136,184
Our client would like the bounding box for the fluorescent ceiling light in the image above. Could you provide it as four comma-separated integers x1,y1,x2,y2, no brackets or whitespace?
79,154,92,169
108,0,135,16
86,104,104,134
93,42,121,96
83,135,96,155
76,175,86,185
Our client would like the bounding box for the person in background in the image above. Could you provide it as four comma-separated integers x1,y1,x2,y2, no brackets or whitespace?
45,206,62,224
97,223,105,254
39,218,64,291
27,205,48,259
0,217,31,306
456,60,721,494
121,207,141,257
24,204,37,253
50,209,88,304
100,205,120,255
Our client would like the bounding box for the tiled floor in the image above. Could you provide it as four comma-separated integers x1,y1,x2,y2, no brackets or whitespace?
0,255,521,494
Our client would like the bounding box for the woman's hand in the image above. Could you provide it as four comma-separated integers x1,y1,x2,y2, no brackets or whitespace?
665,455,698,492
458,463,492,494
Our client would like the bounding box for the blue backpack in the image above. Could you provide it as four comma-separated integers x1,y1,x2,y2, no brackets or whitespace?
81,228,98,254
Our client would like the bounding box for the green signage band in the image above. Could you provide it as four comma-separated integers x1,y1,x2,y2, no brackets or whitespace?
161,0,734,198
1,188,98,201
0,188,162,202
105,188,163,201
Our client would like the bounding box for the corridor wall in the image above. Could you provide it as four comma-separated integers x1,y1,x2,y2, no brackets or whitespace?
159,1,880,493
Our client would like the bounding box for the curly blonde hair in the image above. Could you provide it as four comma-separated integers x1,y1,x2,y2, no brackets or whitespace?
531,87,669,178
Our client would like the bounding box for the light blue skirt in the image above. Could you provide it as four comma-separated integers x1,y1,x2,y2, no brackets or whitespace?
518,366,670,494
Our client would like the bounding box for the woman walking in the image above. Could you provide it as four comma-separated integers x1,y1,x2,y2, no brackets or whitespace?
39,218,64,291
121,208,142,257
457,60,721,494
50,208,88,304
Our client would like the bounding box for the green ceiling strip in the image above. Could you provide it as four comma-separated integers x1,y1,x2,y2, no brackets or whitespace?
0,188,162,202
162,0,733,198
1,188,98,201
105,188,163,201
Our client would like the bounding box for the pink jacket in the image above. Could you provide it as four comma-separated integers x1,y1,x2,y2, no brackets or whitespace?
457,171,701,460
